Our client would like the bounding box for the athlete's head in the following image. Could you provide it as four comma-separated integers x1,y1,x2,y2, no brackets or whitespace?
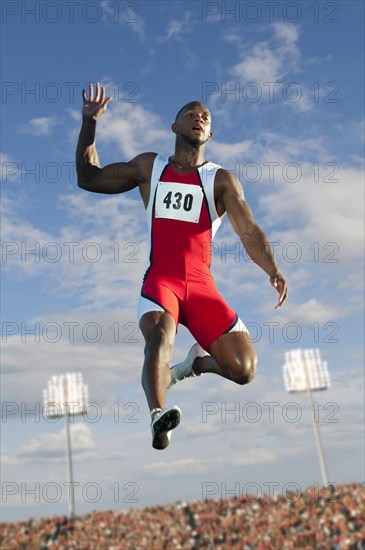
172,101,212,146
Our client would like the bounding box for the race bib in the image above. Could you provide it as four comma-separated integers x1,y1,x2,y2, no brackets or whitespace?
155,182,204,223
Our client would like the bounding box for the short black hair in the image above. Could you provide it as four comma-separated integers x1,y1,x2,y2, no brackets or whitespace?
174,101,210,123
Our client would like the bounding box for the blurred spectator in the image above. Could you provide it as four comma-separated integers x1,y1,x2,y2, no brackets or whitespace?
1,483,364,549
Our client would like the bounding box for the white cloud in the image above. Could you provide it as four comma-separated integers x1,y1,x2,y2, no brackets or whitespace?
100,1,146,41
232,46,282,83
19,423,96,459
258,165,364,262
183,423,221,436
216,23,317,113
267,298,342,325
230,22,300,83
157,12,194,43
1,153,19,183
141,457,206,476
97,102,173,159
230,446,300,466
1,310,144,411
273,22,300,44
208,139,253,162
19,116,61,136
1,192,148,308
207,130,327,166
1,454,22,466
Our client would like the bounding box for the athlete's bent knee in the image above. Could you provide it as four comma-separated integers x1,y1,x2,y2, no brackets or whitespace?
234,355,257,385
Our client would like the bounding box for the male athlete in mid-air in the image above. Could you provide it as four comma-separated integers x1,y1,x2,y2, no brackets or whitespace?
76,83,288,450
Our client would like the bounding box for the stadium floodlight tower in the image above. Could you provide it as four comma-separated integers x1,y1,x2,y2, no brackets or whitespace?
43,372,88,518
283,348,330,486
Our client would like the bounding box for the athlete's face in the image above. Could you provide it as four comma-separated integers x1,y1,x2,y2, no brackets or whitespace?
172,103,212,146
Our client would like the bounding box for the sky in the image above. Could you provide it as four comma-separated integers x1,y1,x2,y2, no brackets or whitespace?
1,0,364,523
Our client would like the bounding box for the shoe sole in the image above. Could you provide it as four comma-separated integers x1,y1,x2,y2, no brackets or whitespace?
152,408,181,450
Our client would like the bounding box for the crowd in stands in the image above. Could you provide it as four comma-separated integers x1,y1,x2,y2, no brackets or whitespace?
1,483,364,549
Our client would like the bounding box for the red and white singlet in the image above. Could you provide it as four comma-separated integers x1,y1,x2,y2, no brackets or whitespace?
137,154,247,351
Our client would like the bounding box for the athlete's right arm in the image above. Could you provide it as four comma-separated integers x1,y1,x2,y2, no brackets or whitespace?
76,83,146,194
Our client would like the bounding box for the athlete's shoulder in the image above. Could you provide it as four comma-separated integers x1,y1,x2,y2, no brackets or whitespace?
154,153,169,165
201,163,235,187
199,160,222,185
204,160,222,170
129,152,159,184
215,166,241,185
130,152,158,165
213,167,244,204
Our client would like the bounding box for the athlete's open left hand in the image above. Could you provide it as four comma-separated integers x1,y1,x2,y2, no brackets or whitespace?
270,273,288,309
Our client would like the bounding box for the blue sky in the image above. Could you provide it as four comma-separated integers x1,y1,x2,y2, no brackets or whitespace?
1,0,364,522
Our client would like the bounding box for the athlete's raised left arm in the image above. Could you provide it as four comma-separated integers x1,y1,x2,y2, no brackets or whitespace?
216,169,288,309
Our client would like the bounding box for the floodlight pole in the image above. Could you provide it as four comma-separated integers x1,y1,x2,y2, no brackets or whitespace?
64,385,75,518
304,365,329,486
44,373,88,519
283,349,331,488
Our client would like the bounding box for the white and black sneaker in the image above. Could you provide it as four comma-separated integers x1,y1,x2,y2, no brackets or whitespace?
168,343,209,389
150,406,181,450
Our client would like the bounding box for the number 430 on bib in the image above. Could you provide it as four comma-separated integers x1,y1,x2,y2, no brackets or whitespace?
155,182,204,223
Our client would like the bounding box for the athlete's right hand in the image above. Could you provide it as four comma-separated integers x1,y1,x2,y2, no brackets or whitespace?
82,83,112,121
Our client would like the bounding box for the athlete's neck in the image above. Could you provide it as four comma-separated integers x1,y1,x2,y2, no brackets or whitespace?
169,150,207,172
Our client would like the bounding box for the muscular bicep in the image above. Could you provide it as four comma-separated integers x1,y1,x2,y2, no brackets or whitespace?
78,160,141,194
77,152,156,195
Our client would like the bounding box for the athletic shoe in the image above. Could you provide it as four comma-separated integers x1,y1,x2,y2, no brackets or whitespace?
168,343,209,389
150,406,181,450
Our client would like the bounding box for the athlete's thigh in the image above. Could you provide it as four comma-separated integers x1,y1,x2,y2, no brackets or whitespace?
139,273,182,329
183,279,237,351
